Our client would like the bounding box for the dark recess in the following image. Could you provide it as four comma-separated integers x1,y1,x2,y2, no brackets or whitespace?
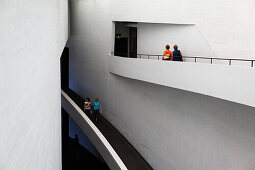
60,47,109,170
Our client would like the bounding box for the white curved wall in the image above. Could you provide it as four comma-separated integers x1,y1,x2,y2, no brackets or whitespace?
109,56,255,108
111,0,255,59
137,23,215,57
106,74,255,170
68,0,255,169
0,0,68,169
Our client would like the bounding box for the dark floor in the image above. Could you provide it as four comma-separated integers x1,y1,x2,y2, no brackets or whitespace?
63,88,153,170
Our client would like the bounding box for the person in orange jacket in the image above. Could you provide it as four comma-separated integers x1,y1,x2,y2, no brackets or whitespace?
163,44,173,61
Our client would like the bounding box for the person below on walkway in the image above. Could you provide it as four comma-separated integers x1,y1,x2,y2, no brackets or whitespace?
72,134,79,159
172,45,183,61
84,98,91,116
163,44,173,61
93,98,102,122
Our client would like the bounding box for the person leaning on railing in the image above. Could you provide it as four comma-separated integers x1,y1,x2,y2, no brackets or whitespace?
172,45,183,61
163,44,173,61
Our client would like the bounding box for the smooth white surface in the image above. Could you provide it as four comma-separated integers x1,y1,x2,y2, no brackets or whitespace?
61,91,127,170
106,74,255,170
109,55,255,108
137,23,254,66
111,0,255,60
68,0,255,169
137,23,214,57
0,0,68,169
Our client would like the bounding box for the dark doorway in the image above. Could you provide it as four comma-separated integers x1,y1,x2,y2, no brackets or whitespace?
114,37,128,57
61,47,69,90
114,22,137,58
129,27,137,58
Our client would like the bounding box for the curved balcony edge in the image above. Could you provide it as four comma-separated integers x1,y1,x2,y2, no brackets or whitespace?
108,55,255,108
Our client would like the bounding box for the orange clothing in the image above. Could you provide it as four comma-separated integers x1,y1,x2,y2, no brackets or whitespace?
163,50,173,60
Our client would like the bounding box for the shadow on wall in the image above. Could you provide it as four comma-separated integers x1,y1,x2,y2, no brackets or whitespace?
137,23,215,58
69,116,101,159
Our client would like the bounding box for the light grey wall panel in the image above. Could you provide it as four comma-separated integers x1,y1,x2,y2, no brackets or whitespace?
68,0,255,169
0,0,68,169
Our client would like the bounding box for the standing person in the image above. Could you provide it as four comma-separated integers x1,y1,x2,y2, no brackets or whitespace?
172,45,183,61
93,98,102,122
84,98,91,116
162,44,173,61
72,134,79,159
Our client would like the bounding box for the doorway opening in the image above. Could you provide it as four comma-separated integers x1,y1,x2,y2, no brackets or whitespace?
114,22,137,58
61,47,69,90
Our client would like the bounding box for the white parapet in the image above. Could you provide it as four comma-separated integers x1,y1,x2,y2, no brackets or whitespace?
61,90,127,170
109,55,255,108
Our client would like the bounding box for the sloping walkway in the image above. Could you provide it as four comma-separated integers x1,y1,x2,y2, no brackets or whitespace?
63,88,152,170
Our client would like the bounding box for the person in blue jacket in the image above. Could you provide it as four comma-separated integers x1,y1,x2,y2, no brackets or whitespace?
93,98,102,122
172,45,183,61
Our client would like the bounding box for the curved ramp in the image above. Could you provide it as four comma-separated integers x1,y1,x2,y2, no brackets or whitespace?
62,90,127,170
62,89,152,170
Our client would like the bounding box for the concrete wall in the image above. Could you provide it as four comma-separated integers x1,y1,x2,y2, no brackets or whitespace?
107,74,255,170
111,0,255,60
68,0,255,169
0,0,68,169
137,23,214,57
109,56,255,108
136,23,253,66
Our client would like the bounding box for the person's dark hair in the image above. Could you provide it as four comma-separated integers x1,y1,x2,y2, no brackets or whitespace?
86,98,90,102
174,45,178,50
165,45,170,50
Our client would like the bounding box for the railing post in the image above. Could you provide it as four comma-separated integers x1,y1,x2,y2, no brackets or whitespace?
229,59,231,65
158,55,159,60
210,58,213,64
195,57,197,63
251,60,254,67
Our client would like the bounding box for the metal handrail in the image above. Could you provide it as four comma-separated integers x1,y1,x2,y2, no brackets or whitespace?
111,52,255,67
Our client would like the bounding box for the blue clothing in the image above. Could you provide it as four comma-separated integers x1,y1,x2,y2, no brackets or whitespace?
93,101,100,110
172,50,182,61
